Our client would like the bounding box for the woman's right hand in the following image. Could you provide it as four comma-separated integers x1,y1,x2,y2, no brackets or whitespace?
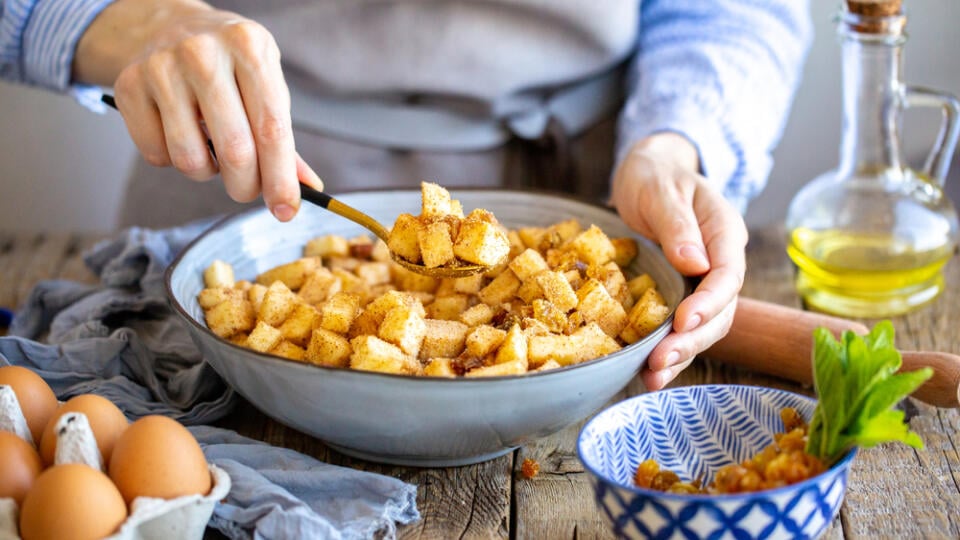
73,0,322,221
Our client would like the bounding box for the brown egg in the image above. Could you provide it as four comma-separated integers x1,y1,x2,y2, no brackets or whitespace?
108,415,211,506
0,431,43,504
0,365,58,443
38,393,129,467
19,463,128,540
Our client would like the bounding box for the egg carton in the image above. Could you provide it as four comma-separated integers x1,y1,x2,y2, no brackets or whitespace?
108,464,230,540
0,465,229,540
0,385,231,540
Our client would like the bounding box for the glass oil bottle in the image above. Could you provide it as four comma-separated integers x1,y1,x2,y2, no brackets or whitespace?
785,0,960,317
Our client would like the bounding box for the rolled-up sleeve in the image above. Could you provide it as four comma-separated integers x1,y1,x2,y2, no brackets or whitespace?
1,0,115,104
618,0,813,212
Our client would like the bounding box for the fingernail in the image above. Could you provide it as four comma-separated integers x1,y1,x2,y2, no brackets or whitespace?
272,204,296,221
681,314,702,332
679,244,708,265
655,370,672,389
307,170,324,191
664,350,680,367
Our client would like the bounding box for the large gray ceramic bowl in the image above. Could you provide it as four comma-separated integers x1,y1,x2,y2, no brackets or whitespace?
166,189,687,466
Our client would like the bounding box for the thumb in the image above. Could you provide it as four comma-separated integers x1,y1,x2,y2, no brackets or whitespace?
647,199,710,277
296,153,324,191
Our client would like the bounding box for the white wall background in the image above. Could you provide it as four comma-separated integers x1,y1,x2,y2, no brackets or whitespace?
1,0,958,233
0,83,134,232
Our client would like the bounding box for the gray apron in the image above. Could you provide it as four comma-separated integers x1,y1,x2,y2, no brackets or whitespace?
118,1,637,228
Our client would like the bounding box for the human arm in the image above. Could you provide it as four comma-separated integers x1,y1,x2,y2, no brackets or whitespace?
0,0,321,221
612,0,812,389
0,0,113,105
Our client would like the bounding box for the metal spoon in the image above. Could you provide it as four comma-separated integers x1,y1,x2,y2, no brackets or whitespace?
101,95,490,278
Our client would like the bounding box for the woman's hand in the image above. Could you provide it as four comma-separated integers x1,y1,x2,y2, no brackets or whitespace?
73,0,322,221
611,132,747,390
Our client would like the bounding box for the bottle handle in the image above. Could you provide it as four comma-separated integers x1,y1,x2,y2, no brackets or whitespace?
903,85,960,185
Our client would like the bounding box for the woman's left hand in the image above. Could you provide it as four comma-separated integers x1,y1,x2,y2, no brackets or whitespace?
611,132,747,390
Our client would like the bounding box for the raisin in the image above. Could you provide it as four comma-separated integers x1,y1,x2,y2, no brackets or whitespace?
521,458,540,479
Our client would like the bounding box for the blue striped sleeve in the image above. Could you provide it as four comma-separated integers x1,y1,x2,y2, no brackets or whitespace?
618,0,813,213
1,0,115,104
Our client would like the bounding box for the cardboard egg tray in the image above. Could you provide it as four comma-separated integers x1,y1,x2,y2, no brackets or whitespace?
1,464,230,540
0,386,231,540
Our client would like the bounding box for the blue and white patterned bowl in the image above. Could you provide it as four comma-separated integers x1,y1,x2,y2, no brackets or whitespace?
577,385,856,540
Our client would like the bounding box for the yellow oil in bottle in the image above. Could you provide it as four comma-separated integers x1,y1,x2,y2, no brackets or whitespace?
787,228,954,317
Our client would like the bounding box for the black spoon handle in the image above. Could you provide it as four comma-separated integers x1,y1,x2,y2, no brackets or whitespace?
298,183,333,209
101,94,217,158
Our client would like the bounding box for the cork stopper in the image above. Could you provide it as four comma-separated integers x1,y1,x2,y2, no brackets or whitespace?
847,0,902,17
845,0,904,34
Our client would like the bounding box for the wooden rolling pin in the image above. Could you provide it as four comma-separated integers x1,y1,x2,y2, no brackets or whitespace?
706,297,960,409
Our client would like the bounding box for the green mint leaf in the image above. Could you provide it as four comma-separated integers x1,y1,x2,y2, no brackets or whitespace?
805,321,932,466
846,321,901,396
841,409,924,450
851,368,934,434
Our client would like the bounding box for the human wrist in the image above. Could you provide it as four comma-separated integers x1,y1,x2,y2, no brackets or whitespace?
73,0,214,86
624,132,700,174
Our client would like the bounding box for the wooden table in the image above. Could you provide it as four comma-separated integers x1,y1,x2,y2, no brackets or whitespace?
1,227,958,538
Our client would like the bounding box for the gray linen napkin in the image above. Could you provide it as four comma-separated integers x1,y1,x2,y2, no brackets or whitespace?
0,220,420,540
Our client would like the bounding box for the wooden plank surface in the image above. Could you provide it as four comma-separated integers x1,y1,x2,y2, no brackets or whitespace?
0,232,101,311
2,228,959,539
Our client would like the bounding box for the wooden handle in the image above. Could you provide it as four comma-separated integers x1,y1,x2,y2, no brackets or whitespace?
706,297,960,409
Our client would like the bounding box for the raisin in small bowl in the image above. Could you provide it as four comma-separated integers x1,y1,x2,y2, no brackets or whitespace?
577,385,856,540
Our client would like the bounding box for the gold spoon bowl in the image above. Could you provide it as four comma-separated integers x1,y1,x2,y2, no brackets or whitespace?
299,184,490,278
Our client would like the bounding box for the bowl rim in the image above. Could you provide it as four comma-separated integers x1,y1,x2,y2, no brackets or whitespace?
576,383,858,500
163,188,690,384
